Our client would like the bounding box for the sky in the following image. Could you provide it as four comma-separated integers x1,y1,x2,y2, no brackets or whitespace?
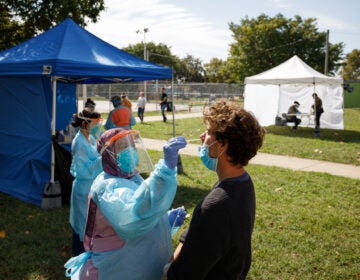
87,0,360,63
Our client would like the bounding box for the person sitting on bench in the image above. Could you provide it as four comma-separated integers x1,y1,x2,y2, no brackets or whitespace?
286,101,301,129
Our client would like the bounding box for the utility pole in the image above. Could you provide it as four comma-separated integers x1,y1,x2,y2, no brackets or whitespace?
324,29,329,75
136,28,149,99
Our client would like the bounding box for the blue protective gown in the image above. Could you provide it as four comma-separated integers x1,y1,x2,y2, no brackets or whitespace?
65,159,177,280
69,131,102,241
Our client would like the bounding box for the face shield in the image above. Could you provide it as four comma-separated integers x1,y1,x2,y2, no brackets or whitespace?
90,121,104,140
99,129,153,178
77,114,103,140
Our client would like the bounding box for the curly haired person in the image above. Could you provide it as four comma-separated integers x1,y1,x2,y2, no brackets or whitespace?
163,99,266,280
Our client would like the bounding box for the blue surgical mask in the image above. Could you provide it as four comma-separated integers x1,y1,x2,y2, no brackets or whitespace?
90,124,102,139
116,146,139,173
198,141,218,171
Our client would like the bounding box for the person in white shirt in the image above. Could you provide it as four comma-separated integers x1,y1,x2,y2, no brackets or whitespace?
137,91,147,123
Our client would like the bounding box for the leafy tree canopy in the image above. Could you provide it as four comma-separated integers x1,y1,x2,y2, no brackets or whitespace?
204,58,229,83
226,14,344,83
341,49,360,80
123,42,177,68
124,42,205,82
0,0,105,50
0,3,25,51
177,54,205,82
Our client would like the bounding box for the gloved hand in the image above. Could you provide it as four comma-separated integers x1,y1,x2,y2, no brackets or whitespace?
163,136,187,169
168,206,187,227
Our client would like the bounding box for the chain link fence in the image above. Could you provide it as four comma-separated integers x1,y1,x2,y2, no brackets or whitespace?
86,82,244,105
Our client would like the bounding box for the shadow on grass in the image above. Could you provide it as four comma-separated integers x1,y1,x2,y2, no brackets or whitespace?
173,183,209,209
171,172,212,210
265,125,360,143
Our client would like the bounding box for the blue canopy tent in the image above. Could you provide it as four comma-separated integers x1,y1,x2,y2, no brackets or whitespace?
0,18,172,206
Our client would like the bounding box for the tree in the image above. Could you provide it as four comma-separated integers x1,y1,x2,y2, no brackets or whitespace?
123,42,177,68
0,2,25,51
341,49,360,80
124,43,205,82
0,0,105,51
226,14,344,83
204,58,229,82
123,41,185,81
177,55,205,82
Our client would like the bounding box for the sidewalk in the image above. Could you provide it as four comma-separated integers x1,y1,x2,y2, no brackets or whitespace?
140,113,360,180
140,111,203,122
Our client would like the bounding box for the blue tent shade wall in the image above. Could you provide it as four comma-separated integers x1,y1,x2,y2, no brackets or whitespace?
0,18,172,206
0,79,76,206
0,77,52,205
56,82,76,130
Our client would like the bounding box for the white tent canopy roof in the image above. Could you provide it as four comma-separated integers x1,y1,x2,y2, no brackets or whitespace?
245,55,342,85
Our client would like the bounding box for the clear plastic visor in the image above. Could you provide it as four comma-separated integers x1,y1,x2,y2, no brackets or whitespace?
101,130,154,176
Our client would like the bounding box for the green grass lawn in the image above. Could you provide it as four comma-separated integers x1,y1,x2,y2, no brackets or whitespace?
1,153,359,279
0,107,359,279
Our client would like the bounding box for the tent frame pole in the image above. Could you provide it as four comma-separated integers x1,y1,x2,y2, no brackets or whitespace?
313,79,317,116
171,67,175,137
51,77,57,182
170,67,184,174
277,84,281,116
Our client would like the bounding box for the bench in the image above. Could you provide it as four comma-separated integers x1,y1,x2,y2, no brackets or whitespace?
188,101,208,112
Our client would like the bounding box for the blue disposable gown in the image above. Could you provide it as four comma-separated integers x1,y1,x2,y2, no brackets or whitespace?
66,159,177,280
69,131,102,240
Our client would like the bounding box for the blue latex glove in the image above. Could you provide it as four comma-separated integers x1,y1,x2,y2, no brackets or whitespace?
168,206,187,227
163,136,187,169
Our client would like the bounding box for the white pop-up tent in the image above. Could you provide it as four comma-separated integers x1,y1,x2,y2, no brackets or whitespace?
244,55,344,129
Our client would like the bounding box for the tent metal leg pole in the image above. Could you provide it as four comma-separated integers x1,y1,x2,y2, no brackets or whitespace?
41,77,62,209
170,68,184,174
51,77,57,182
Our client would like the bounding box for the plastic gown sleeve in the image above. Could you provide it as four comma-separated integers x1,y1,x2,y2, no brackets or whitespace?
130,113,136,127
70,133,102,180
91,159,178,240
64,251,91,277
104,110,115,130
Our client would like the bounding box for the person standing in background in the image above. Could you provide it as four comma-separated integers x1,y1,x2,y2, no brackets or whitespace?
311,93,324,137
137,91,147,123
84,98,96,112
160,87,168,123
104,96,136,130
121,94,132,111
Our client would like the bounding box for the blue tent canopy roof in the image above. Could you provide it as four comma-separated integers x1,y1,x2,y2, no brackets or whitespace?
0,18,172,82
